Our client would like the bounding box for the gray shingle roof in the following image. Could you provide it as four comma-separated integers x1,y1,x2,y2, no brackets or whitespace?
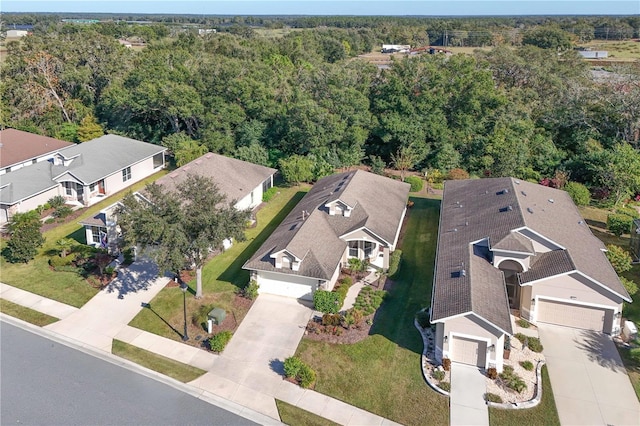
519,250,576,284
493,232,534,253
0,161,59,205
431,178,631,334
56,134,166,184
152,153,276,205
243,170,410,280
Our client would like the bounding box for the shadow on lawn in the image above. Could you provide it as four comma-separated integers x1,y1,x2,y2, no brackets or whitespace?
368,197,441,355
141,301,184,339
575,329,627,372
217,191,306,289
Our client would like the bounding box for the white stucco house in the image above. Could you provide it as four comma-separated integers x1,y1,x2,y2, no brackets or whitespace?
243,170,410,300
81,152,276,250
430,178,631,372
0,132,166,224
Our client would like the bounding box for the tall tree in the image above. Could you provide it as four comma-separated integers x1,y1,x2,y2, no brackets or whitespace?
76,114,104,142
117,175,250,298
4,211,44,263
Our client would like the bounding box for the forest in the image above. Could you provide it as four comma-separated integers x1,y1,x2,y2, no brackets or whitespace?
1,16,640,205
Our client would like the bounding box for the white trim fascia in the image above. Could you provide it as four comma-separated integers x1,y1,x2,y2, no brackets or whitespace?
519,270,575,286
490,247,535,256
391,206,407,249
429,311,474,324
269,248,303,262
523,270,631,302
513,226,565,250
340,226,389,246
573,271,632,302
469,312,512,337
53,170,85,184
247,267,328,283
324,198,354,210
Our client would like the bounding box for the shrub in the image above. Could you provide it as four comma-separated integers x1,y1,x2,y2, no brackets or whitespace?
516,318,530,328
122,247,135,264
283,356,304,378
262,187,278,202
416,309,430,328
53,206,73,219
243,279,260,300
49,255,75,268
42,202,51,211
520,360,535,371
432,370,445,381
104,265,116,276
447,168,469,180
313,290,341,314
354,287,386,315
607,214,633,236
442,358,451,371
439,381,451,392
48,195,66,209
192,304,214,330
621,277,638,296
404,176,424,192
606,244,633,274
485,393,503,403
616,206,640,219
45,218,55,224
527,337,544,353
564,182,591,206
486,367,498,380
208,331,232,353
388,250,402,277
297,364,316,388
499,366,527,393
322,313,342,326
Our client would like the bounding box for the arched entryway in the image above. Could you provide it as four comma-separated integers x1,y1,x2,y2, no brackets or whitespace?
497,259,523,309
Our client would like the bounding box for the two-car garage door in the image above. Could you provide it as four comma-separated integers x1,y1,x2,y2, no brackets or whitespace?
451,336,487,368
537,299,613,333
257,274,314,300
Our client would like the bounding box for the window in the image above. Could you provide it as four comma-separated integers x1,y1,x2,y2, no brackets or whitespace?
153,152,164,169
262,177,272,193
348,241,359,257
90,226,106,244
63,182,73,196
122,166,132,182
89,182,96,192
364,241,374,258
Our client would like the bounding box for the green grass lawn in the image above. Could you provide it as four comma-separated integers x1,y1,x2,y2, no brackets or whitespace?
275,400,340,426
296,197,450,426
0,299,59,326
128,186,308,341
489,366,560,426
0,170,167,307
111,339,205,382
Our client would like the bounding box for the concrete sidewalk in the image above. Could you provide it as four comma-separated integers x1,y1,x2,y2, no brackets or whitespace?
1,278,402,425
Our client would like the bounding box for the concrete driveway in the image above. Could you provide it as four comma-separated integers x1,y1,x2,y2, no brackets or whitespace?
538,324,640,425
450,363,489,426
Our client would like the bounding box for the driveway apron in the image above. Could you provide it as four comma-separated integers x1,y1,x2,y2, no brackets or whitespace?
539,323,640,426
450,363,489,426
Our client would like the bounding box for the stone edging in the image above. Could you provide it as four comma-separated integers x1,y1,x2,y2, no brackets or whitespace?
415,318,545,408
486,360,545,410
414,319,450,397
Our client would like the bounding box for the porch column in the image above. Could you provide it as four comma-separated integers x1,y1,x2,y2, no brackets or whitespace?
383,247,390,270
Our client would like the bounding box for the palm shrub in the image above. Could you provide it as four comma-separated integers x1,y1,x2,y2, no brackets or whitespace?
499,366,527,393
243,280,260,300
48,195,66,209
520,360,535,371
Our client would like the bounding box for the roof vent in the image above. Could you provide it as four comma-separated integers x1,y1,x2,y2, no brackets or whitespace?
578,220,584,225
461,269,466,277
527,207,534,214
514,180,520,184
508,205,513,211
521,191,527,196
453,228,458,232
499,206,513,213
497,188,509,195
548,199,554,203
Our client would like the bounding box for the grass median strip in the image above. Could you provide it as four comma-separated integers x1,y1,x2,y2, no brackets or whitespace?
111,339,206,383
275,400,340,426
0,299,59,326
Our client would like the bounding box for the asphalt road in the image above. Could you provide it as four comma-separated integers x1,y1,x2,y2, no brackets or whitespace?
0,321,258,425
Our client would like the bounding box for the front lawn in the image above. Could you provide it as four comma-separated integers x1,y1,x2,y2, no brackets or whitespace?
0,170,167,308
275,400,340,426
489,365,560,426
296,197,450,426
128,186,308,343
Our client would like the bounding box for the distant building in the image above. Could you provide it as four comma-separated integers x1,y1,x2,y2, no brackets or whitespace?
118,39,133,48
6,30,28,38
381,44,411,53
577,50,608,59
198,29,217,36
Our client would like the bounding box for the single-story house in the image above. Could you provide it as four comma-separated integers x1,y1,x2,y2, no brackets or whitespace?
0,134,166,224
243,170,410,300
6,30,29,38
430,177,631,372
0,129,74,175
81,152,275,250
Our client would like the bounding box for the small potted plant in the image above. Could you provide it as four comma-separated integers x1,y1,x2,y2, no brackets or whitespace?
503,336,511,360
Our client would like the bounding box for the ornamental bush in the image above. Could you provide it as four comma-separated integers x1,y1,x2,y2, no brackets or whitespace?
404,176,424,192
243,280,260,300
432,370,445,381
521,360,535,371
485,393,503,403
208,331,232,353
500,365,527,393
283,356,304,378
616,206,640,219
262,187,278,202
606,244,632,274
48,195,66,209
388,250,402,277
564,181,591,206
607,214,632,236
297,364,316,388
313,290,341,314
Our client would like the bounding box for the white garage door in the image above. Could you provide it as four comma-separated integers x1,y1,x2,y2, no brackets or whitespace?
258,278,314,300
537,299,609,332
451,336,487,367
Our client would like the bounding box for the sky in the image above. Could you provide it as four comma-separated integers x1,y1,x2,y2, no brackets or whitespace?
2,1,639,16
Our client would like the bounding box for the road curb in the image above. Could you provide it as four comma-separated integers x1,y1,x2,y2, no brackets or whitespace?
0,313,283,426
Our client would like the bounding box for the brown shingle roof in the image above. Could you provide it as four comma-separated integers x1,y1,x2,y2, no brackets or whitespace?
431,178,630,333
243,170,410,280
152,153,276,206
493,231,534,254
0,129,73,168
519,250,576,284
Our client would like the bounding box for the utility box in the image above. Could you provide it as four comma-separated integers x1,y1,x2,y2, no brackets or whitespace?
623,321,637,342
207,308,226,325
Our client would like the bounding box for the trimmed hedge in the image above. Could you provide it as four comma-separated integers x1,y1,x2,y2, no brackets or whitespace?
607,213,633,236
388,250,402,277
208,331,232,353
262,187,278,202
616,206,640,219
564,181,591,206
313,290,341,314
404,176,424,192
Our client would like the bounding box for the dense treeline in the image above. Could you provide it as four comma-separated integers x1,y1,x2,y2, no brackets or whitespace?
1,24,639,203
